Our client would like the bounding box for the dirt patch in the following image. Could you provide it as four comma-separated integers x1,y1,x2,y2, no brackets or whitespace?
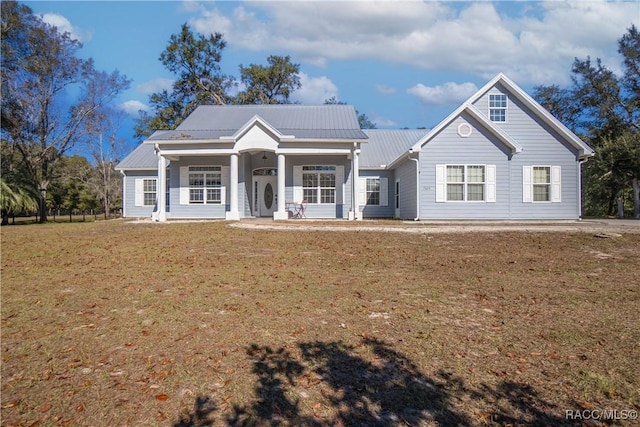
2,221,639,426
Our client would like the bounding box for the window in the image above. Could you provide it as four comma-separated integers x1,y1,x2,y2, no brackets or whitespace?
533,166,551,202
366,178,380,205
302,166,336,204
143,179,156,206
523,166,561,203
446,165,485,202
189,166,222,204
489,94,507,122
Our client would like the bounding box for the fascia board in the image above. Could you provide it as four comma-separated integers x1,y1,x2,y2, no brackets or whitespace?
276,148,352,155
114,167,157,171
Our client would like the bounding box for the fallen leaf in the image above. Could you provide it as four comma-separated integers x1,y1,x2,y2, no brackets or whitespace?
40,403,52,412
155,394,169,401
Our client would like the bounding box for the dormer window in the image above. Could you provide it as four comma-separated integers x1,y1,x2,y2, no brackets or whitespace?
489,94,507,122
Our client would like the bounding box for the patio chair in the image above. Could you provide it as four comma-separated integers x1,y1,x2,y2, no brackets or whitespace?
293,200,307,218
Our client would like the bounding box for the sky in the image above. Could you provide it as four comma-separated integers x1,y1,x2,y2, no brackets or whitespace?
25,0,640,152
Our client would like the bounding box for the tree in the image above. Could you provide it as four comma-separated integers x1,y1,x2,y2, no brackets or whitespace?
1,1,130,223
324,96,377,129
235,55,301,104
80,108,126,218
0,177,38,225
533,26,640,218
134,23,232,138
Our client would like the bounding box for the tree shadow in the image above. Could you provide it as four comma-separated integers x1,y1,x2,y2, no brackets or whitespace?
176,338,575,426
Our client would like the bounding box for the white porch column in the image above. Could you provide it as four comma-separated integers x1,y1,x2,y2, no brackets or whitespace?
156,154,167,222
226,153,240,220
274,153,288,220
350,146,362,220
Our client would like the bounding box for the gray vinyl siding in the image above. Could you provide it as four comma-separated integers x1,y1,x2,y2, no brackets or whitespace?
359,170,395,218
419,113,511,219
122,171,157,218
286,155,351,219
474,85,581,219
168,156,229,219
395,159,417,220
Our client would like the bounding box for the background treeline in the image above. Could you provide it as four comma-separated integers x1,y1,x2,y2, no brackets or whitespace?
2,0,638,223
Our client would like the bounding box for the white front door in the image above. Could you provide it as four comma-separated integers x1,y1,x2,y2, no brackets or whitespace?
254,175,278,217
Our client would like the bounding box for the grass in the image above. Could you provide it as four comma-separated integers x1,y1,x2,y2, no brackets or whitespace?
1,220,639,426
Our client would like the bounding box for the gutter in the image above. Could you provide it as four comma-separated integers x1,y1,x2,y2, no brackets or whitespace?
409,149,420,221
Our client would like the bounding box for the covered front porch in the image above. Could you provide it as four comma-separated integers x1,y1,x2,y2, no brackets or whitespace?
153,147,365,222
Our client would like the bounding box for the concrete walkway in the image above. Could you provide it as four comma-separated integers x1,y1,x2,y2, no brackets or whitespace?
227,218,640,234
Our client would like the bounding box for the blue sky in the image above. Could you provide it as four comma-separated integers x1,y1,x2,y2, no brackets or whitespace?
26,1,639,151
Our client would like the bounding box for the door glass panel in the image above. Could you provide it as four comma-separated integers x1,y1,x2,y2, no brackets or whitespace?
264,183,274,209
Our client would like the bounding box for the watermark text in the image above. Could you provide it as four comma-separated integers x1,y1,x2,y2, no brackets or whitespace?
565,409,638,421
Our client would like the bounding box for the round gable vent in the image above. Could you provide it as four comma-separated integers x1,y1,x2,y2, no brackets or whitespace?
457,122,472,137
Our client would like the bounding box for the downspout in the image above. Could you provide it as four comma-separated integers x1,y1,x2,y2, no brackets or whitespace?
119,170,126,218
577,157,589,221
409,149,419,221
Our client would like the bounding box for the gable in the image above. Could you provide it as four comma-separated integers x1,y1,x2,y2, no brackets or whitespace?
232,120,281,152
468,74,594,159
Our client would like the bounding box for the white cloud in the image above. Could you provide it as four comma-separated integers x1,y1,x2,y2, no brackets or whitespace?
191,1,638,85
375,84,397,95
291,73,338,104
40,13,91,42
120,100,150,115
407,82,479,106
370,115,397,128
135,78,174,94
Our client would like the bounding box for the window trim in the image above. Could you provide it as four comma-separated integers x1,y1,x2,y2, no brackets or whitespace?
445,164,487,203
143,178,157,206
532,166,551,203
489,93,507,123
302,165,336,205
365,177,381,206
523,165,561,203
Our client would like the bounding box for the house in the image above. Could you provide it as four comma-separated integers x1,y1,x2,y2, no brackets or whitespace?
116,73,594,221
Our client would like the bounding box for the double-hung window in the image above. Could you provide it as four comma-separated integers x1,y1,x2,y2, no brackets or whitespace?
189,166,222,204
446,165,485,202
366,178,380,205
533,166,551,202
143,179,157,206
523,165,561,203
302,165,336,204
489,94,507,122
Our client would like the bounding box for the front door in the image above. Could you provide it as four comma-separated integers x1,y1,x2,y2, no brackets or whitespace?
253,175,278,217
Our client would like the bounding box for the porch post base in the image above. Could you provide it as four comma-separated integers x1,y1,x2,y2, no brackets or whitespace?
225,211,240,221
348,211,363,221
273,211,289,220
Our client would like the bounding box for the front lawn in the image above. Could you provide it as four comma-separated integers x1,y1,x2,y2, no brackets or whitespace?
2,221,638,426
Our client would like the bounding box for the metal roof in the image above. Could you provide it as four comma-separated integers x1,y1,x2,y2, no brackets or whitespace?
147,104,368,142
360,129,430,168
115,143,157,170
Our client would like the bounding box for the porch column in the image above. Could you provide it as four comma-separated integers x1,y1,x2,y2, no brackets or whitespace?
274,153,288,220
156,154,167,222
351,146,362,220
226,153,240,220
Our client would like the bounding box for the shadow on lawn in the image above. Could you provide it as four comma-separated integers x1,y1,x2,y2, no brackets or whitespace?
175,338,573,426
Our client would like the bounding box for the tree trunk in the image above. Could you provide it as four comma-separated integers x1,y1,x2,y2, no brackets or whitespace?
1,210,9,226
632,177,640,219
617,196,625,219
39,188,47,223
